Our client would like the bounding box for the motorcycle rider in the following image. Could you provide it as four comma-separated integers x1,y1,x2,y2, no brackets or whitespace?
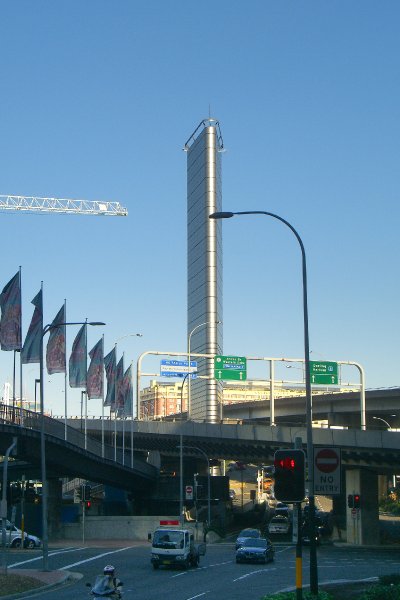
91,564,123,597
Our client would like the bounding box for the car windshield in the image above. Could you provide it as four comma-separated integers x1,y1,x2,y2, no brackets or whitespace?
152,530,184,549
242,538,267,548
239,529,259,538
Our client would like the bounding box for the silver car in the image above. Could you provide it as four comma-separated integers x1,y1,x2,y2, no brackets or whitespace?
3,521,41,549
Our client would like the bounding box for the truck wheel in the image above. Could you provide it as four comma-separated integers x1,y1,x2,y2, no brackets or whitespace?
191,555,199,568
153,563,159,570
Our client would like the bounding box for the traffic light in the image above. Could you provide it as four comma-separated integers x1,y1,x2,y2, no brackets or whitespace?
7,483,22,505
347,494,361,508
25,483,37,503
80,484,91,502
85,500,92,510
273,449,305,503
353,494,361,509
347,494,354,508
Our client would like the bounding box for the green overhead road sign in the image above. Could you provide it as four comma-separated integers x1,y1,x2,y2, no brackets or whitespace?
214,355,247,381
310,361,338,385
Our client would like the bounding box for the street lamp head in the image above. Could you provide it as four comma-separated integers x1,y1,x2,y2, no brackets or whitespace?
209,212,234,220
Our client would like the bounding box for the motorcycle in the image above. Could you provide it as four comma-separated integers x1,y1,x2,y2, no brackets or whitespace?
86,580,124,598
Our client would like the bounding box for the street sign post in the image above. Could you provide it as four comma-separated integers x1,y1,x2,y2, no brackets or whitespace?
309,361,338,385
314,447,341,495
185,485,194,500
160,359,197,378
214,355,247,381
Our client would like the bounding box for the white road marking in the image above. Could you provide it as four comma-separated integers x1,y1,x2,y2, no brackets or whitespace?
233,567,276,581
60,546,135,570
9,547,86,567
186,593,210,599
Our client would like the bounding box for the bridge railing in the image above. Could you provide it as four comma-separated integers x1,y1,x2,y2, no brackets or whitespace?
0,403,138,470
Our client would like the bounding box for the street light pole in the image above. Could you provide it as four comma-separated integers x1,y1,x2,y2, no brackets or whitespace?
40,320,104,571
187,321,221,419
372,416,393,430
210,210,318,594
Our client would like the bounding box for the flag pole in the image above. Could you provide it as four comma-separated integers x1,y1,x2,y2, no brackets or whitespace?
114,343,117,462
130,360,134,468
84,320,88,451
19,267,23,426
101,335,105,458
122,352,125,465
64,299,67,441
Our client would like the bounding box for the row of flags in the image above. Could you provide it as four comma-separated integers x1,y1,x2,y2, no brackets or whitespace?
0,270,133,416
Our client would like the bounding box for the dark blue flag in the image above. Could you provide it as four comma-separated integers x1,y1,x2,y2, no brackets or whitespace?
69,324,87,388
115,356,124,413
0,271,22,351
46,304,66,374
103,347,116,407
87,338,104,399
21,289,43,364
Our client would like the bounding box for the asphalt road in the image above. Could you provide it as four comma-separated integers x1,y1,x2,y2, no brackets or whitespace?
7,541,400,600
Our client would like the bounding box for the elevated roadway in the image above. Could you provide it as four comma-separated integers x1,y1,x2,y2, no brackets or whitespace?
0,404,156,491
69,416,400,472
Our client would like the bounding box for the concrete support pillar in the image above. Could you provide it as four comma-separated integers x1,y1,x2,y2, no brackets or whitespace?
47,479,63,540
345,469,379,545
378,475,388,502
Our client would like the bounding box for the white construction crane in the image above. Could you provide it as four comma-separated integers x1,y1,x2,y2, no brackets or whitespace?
0,195,128,216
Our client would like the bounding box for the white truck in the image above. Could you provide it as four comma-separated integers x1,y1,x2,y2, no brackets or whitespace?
150,527,206,570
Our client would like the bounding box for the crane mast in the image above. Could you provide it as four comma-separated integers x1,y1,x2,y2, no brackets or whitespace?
0,195,128,216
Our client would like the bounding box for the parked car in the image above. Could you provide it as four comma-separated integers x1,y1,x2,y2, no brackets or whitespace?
235,528,262,550
275,503,290,518
4,521,41,549
236,537,274,564
268,516,291,535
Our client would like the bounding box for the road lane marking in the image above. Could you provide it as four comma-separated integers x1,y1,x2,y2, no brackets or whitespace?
186,593,210,599
60,546,135,569
9,547,87,567
233,567,277,581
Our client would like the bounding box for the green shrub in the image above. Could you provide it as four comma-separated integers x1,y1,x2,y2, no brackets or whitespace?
261,590,333,600
378,573,400,585
360,584,400,600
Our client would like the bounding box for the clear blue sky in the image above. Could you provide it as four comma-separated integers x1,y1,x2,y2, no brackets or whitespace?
1,1,399,416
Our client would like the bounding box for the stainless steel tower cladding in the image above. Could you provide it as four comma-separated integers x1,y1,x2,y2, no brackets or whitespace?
184,119,224,422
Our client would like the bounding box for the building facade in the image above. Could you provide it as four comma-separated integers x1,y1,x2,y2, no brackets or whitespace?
184,119,224,422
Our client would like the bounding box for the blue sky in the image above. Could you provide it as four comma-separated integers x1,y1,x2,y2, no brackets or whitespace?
0,1,399,416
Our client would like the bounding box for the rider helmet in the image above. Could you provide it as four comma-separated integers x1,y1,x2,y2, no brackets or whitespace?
104,565,115,575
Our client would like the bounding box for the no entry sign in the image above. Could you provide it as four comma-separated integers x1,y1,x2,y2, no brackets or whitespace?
314,447,341,495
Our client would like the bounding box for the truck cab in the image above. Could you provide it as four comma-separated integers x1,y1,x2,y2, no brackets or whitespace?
150,527,206,570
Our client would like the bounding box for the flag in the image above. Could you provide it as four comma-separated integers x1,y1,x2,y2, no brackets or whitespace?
0,271,22,351
69,324,87,388
120,364,133,416
87,338,103,399
115,356,124,413
21,289,43,364
103,347,116,407
46,304,66,374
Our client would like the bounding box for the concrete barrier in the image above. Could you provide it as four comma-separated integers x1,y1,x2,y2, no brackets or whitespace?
61,516,181,541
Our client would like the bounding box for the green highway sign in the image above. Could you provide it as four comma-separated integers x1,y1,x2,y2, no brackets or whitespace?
214,355,247,381
309,361,338,385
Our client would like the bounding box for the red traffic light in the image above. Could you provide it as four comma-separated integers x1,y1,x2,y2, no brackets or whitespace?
273,449,305,503
85,500,91,509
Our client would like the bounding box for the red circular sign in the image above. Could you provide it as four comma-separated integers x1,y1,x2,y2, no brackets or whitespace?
315,448,339,473
186,486,193,493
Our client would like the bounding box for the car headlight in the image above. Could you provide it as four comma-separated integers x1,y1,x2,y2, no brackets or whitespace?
176,555,184,561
